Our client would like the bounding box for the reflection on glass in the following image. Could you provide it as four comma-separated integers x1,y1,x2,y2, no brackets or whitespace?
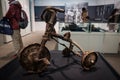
60,22,120,33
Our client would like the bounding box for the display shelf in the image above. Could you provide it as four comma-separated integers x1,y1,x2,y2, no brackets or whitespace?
58,23,120,53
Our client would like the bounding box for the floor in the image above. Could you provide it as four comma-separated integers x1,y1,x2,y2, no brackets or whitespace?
103,53,120,75
0,31,57,68
0,31,120,76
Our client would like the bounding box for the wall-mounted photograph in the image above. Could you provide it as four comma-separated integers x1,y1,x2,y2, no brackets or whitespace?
88,4,114,23
65,2,88,23
34,6,65,22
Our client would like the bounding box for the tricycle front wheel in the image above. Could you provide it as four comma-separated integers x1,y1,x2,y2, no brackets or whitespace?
19,43,51,73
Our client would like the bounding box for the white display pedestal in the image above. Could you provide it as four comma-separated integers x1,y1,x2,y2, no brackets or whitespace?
58,31,120,54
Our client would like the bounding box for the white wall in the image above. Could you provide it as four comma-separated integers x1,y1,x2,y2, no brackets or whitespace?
96,0,120,5
114,1,120,9
34,0,97,6
34,0,120,6
34,22,59,33
96,0,115,5
19,0,31,36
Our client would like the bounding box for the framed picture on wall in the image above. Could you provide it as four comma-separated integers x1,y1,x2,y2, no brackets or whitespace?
34,6,65,22
65,2,88,23
88,4,114,22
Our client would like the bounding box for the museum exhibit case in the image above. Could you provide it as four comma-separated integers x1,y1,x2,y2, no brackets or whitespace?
58,22,120,54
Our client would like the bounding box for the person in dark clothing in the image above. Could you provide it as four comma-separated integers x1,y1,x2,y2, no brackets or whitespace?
81,7,89,22
108,9,119,23
5,0,23,56
107,8,119,32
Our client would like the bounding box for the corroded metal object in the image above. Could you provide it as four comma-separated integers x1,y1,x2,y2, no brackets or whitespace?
81,51,98,70
62,48,71,57
19,6,98,73
19,43,50,73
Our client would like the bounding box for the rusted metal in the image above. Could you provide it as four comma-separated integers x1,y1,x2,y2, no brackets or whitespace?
19,7,98,73
19,43,50,73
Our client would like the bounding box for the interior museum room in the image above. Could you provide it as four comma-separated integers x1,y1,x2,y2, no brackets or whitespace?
0,0,120,80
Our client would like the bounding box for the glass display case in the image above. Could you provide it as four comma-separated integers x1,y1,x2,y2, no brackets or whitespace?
58,22,120,54
59,22,120,33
